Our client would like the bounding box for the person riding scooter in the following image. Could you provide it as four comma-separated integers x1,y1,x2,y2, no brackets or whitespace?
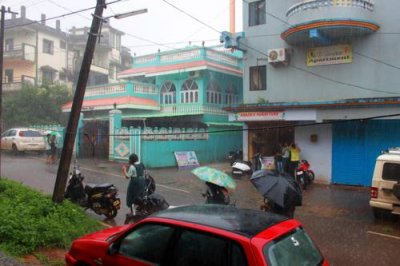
203,181,230,205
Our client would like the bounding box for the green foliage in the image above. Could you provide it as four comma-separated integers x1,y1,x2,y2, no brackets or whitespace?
3,83,72,129
0,179,104,256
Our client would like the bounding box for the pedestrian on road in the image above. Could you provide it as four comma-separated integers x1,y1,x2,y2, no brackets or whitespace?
281,143,290,174
122,153,146,216
289,143,301,177
45,134,52,164
274,147,283,175
49,134,57,164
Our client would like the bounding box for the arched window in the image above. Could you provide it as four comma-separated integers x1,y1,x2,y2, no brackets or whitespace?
160,81,176,104
181,79,198,103
207,80,222,104
225,84,238,105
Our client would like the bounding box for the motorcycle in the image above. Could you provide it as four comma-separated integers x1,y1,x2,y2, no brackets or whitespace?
64,161,121,219
295,160,315,190
231,153,263,176
202,181,230,205
124,172,169,224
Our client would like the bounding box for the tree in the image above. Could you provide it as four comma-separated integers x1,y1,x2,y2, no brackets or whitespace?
3,83,73,129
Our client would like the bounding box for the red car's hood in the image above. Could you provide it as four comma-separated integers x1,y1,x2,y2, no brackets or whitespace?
79,224,132,242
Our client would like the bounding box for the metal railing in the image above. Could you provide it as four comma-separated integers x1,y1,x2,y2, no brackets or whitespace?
132,47,241,68
287,0,374,17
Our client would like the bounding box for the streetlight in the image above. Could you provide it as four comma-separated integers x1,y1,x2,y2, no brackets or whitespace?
113,9,147,19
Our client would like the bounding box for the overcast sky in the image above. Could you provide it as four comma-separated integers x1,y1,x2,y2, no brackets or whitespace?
3,0,243,55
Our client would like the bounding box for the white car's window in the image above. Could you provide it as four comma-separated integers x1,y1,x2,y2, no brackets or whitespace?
382,163,400,181
21,130,42,137
119,223,174,264
8,130,17,137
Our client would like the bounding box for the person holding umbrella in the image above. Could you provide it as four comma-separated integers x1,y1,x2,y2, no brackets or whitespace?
250,170,302,218
192,166,236,205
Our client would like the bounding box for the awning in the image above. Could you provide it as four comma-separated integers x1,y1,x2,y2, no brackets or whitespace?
62,96,159,112
40,65,58,72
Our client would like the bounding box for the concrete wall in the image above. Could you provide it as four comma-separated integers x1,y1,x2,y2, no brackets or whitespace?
242,0,400,104
295,123,332,184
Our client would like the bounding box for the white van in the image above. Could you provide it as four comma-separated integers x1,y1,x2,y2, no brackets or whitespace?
369,148,400,218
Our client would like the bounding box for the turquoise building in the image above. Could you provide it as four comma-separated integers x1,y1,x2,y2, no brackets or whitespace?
62,46,243,167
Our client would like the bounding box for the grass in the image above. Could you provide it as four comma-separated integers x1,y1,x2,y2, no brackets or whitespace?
0,178,104,257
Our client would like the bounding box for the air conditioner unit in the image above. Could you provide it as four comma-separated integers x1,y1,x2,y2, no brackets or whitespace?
267,48,288,64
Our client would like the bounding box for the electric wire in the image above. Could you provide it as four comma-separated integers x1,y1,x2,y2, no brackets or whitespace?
4,0,124,30
63,112,400,138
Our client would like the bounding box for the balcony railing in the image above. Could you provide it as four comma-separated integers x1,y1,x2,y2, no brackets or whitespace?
3,44,35,62
85,83,127,97
132,47,242,69
2,75,35,92
85,82,157,98
287,0,374,17
160,104,227,115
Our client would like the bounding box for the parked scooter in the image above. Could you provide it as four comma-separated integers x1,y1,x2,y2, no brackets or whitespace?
202,181,230,205
124,172,169,224
295,160,315,190
231,153,263,177
228,150,243,165
64,161,121,219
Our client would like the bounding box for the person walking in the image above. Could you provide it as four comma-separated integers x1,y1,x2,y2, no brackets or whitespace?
289,143,301,177
122,153,146,216
45,134,52,164
281,143,290,174
274,146,283,175
48,134,57,164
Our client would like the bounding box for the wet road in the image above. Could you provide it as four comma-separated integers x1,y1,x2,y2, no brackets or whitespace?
1,153,399,265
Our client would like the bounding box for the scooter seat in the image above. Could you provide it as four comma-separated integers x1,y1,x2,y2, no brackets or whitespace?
85,183,114,195
86,183,113,189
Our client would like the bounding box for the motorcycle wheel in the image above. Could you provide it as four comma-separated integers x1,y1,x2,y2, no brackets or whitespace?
308,171,315,183
105,207,118,219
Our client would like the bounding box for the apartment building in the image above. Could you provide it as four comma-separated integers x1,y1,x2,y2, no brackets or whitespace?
2,6,132,91
225,0,400,186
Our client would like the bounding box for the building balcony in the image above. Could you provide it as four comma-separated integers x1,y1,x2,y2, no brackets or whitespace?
160,103,227,116
282,0,379,45
3,44,35,62
131,47,242,70
2,75,35,92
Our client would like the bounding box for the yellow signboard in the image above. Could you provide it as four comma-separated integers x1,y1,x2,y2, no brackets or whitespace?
307,44,352,67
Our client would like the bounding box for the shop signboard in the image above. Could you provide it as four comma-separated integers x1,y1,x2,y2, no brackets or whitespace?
307,44,352,67
174,151,200,169
235,111,284,121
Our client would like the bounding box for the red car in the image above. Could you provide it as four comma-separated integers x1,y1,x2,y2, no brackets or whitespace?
66,205,328,266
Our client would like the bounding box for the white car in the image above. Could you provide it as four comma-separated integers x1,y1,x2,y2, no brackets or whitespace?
1,128,46,154
370,148,400,218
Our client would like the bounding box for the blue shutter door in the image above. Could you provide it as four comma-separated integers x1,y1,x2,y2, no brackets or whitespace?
332,122,366,186
332,120,400,186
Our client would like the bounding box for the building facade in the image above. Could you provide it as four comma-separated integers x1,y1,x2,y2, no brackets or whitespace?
3,6,70,91
226,0,400,185
2,6,132,91
62,46,244,167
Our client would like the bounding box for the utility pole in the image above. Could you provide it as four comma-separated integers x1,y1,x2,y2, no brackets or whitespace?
0,6,17,178
52,0,106,203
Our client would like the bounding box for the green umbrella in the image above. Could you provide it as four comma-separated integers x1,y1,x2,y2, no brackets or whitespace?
192,166,236,189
